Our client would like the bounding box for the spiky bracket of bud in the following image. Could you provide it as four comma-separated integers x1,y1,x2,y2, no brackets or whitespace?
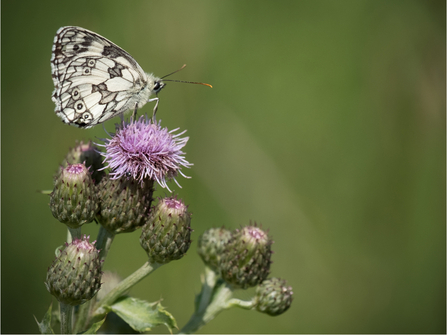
62,141,105,184
140,196,192,264
254,278,293,316
49,164,98,228
219,224,273,289
96,175,154,234
197,227,232,272
45,235,103,306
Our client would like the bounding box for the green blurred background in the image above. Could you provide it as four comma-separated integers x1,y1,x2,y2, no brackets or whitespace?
2,0,445,333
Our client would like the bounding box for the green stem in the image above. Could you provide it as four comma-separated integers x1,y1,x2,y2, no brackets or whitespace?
73,299,94,334
226,298,255,310
179,282,234,334
96,226,115,262
59,303,73,334
67,227,81,240
196,267,218,314
92,261,162,318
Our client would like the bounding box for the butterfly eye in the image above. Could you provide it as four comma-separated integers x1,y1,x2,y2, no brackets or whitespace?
88,59,96,67
153,81,164,92
83,68,91,75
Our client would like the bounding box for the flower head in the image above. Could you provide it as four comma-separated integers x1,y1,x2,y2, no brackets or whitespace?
98,116,192,191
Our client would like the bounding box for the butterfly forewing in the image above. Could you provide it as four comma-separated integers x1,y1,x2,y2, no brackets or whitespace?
51,26,153,128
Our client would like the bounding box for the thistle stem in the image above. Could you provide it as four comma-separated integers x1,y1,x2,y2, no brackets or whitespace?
67,227,81,241
179,281,234,334
93,261,162,318
96,226,115,262
59,303,73,334
196,267,218,314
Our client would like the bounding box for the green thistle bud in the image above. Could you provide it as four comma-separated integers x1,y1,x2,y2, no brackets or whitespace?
62,141,105,184
197,227,232,271
220,224,272,289
45,235,103,306
50,164,98,228
140,197,192,264
254,278,293,316
96,175,154,234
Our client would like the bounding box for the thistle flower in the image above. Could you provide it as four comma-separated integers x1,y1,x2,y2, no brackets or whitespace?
254,278,293,316
45,235,103,306
49,163,98,228
140,196,192,264
219,224,273,289
97,116,192,191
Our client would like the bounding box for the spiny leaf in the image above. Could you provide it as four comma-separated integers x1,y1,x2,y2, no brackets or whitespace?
105,296,177,333
79,317,106,334
34,303,55,334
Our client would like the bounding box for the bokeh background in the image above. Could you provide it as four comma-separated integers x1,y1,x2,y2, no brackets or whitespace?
2,0,445,333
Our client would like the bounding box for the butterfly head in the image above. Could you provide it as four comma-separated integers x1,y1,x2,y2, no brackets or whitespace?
153,78,165,94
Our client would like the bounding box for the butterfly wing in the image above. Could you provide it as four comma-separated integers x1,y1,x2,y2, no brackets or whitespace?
51,26,150,128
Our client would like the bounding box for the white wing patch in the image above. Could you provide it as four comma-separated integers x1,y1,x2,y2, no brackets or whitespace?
51,26,160,128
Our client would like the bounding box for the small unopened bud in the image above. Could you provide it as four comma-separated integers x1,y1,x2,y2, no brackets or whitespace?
62,141,105,184
45,235,103,306
197,227,232,271
96,175,154,234
140,197,192,264
220,224,272,289
254,278,293,316
50,164,98,228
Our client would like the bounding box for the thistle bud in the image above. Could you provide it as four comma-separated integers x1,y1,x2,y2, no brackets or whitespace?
140,197,192,264
45,235,103,306
49,164,98,228
220,225,272,289
62,141,105,184
254,278,293,316
96,175,154,234
197,227,232,271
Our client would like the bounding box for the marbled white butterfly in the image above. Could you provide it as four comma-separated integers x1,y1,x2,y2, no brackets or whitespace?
51,26,210,128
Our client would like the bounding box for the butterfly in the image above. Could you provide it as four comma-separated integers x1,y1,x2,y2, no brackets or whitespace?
51,26,211,128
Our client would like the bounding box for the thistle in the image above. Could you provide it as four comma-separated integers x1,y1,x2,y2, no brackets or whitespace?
140,196,192,264
49,163,98,228
45,235,103,306
97,116,192,191
254,278,293,316
197,227,232,272
219,225,272,289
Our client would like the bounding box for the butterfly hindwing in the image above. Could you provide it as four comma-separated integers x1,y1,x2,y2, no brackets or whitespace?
51,26,150,128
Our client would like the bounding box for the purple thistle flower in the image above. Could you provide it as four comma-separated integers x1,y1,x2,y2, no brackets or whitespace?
97,116,192,191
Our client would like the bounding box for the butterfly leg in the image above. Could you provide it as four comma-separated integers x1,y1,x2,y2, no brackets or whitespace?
148,97,159,122
132,103,138,121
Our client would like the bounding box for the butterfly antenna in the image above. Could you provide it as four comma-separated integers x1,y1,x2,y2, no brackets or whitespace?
161,64,212,88
161,64,187,79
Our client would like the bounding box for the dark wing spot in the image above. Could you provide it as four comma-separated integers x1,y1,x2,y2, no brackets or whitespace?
81,36,93,47
108,63,125,78
92,83,108,93
102,45,121,58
